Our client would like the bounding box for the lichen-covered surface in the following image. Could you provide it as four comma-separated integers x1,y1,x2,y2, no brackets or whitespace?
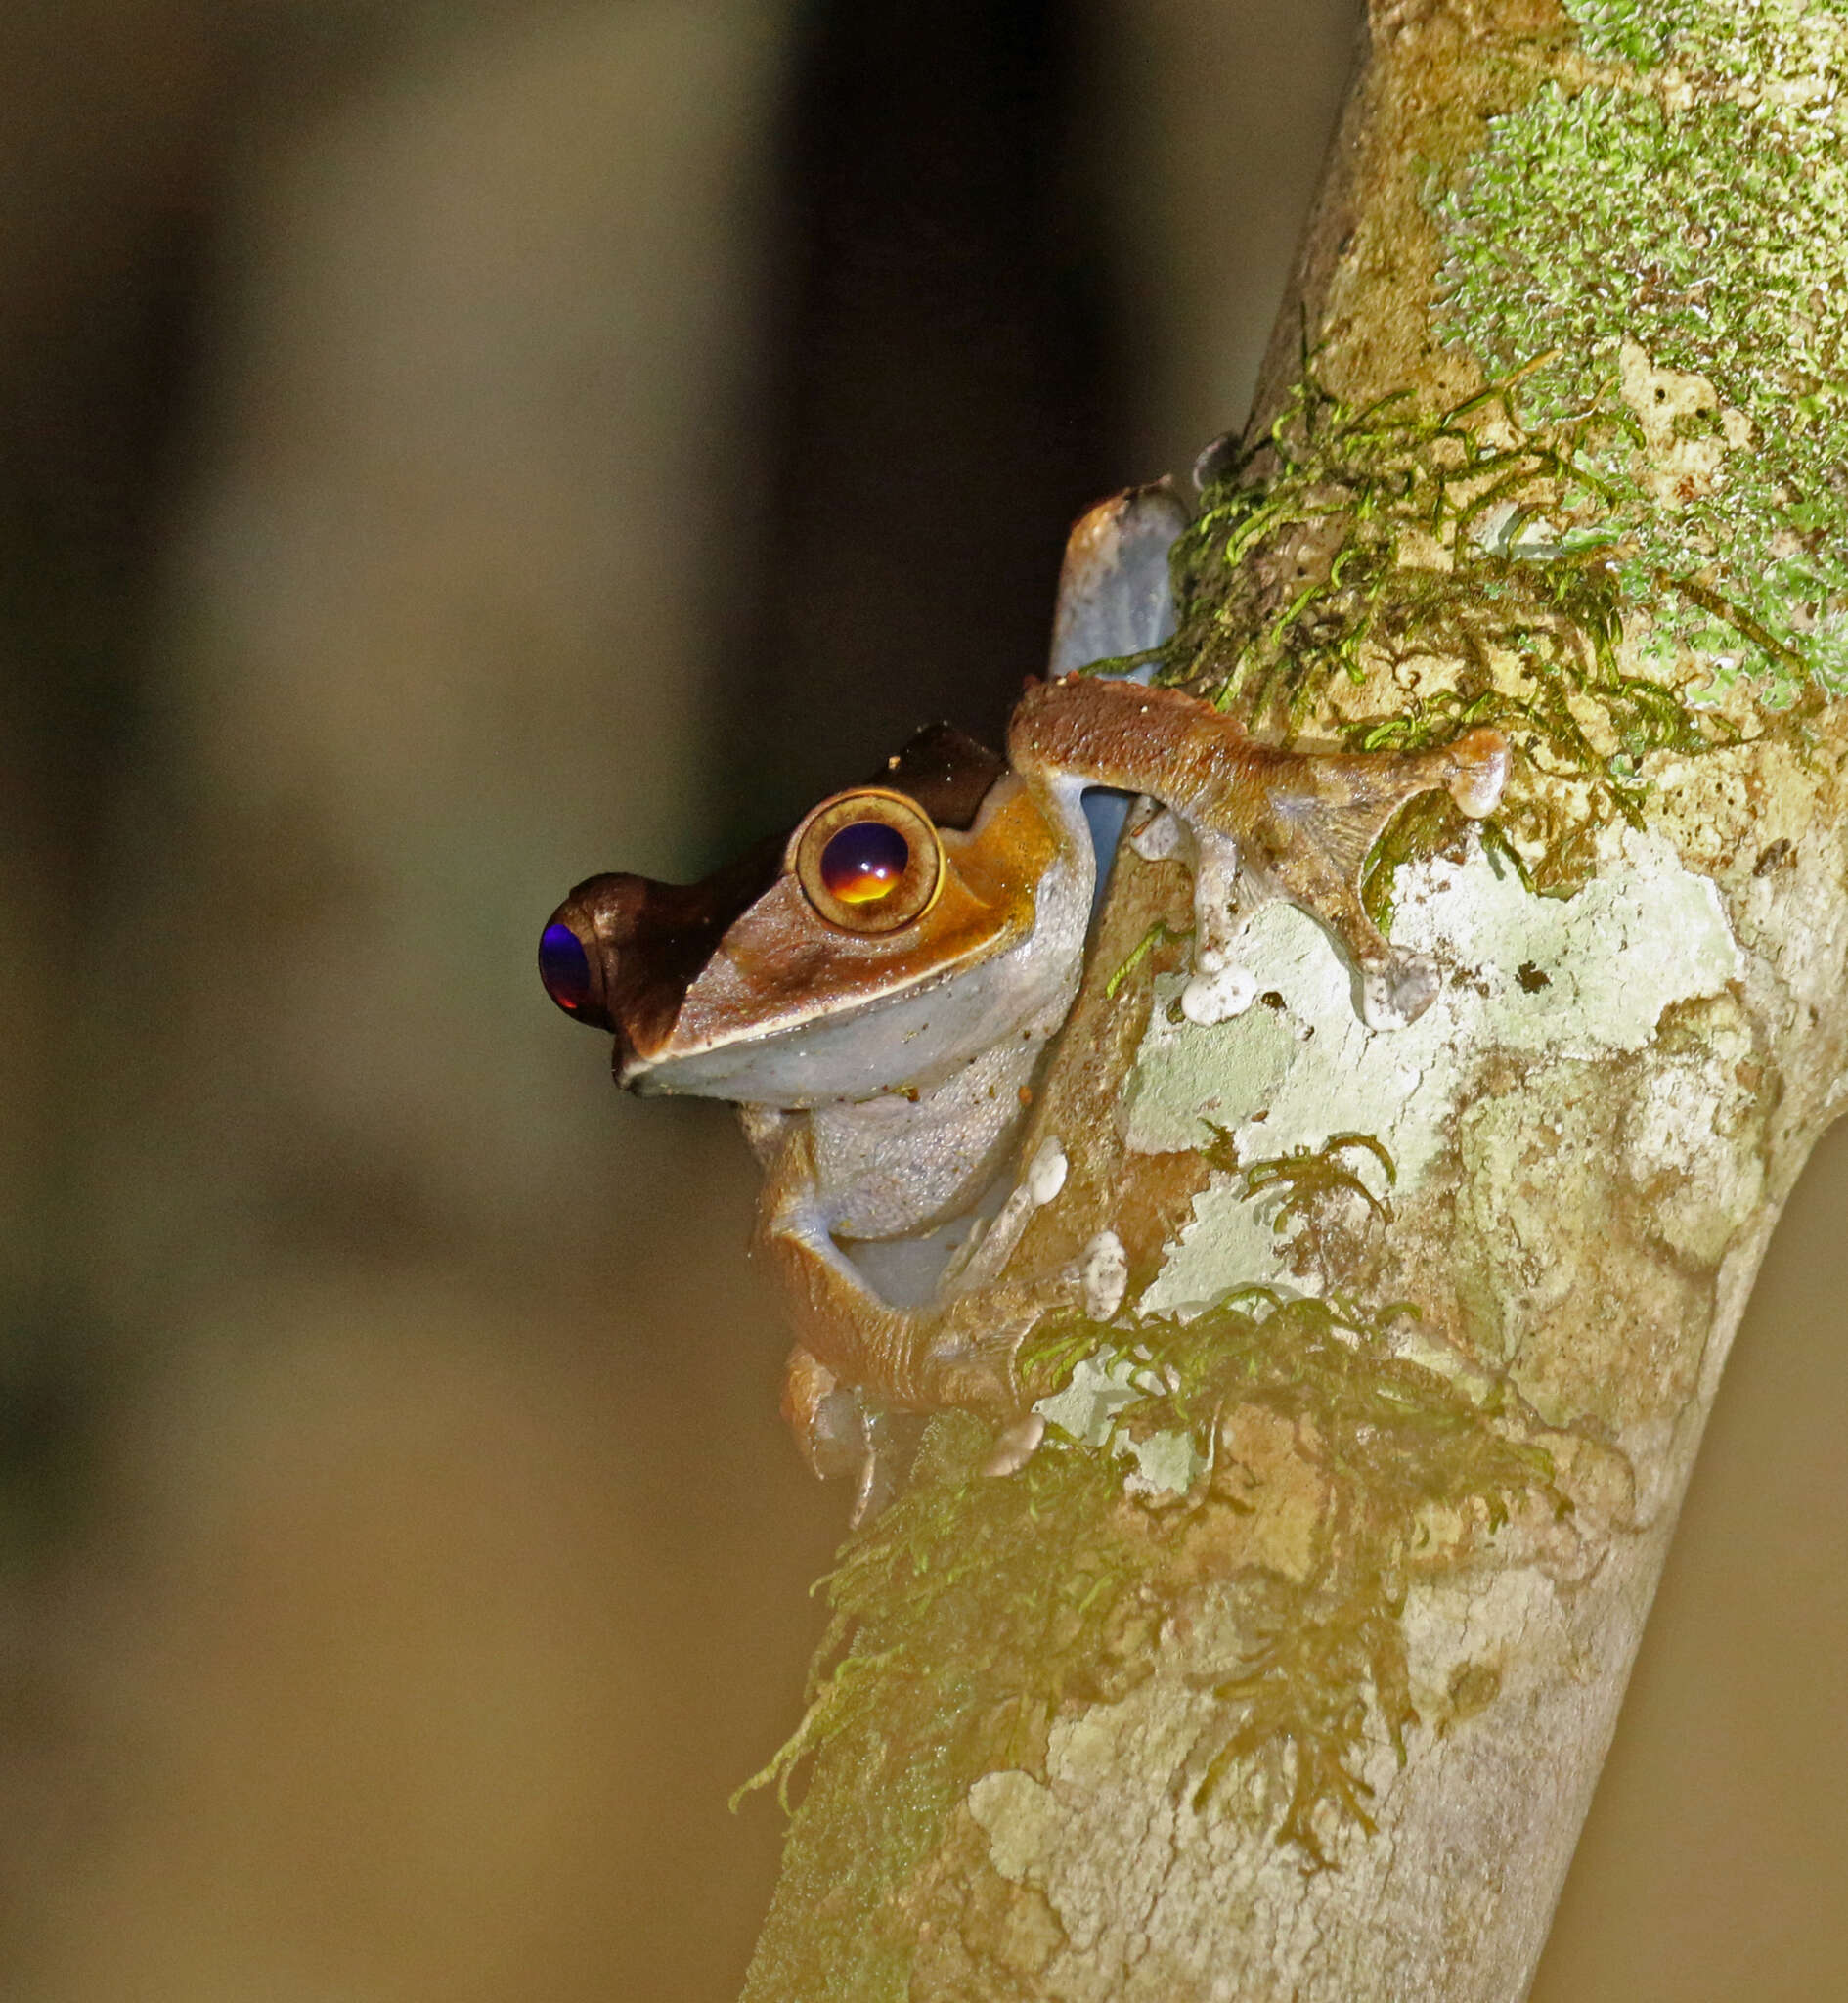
741,4,1848,1996
1436,1,1848,703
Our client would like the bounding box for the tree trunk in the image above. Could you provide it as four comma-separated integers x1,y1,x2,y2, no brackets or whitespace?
740,4,1848,1996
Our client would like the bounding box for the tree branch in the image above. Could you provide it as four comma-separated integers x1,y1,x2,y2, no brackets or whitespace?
740,4,1848,1995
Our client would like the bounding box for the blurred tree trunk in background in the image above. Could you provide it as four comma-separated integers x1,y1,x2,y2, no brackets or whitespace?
3,8,822,1997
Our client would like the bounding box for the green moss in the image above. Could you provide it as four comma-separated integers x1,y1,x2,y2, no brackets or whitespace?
755,1297,1556,1893
1163,367,1720,871
737,1414,1153,1999
1105,917,1193,1000
1031,1290,1566,1869
1359,782,1540,932
1204,1126,1397,1232
1434,8,1848,707
741,1282,1564,1953
1571,0,1848,80
1195,1566,1412,1862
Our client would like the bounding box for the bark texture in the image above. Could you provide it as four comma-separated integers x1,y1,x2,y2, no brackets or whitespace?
742,4,1848,1997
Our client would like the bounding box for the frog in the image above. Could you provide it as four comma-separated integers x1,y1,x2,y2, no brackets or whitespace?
539,482,1508,1514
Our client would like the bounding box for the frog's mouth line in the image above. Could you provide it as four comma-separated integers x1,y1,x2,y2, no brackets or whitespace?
614,907,1044,1101
543,721,1015,1073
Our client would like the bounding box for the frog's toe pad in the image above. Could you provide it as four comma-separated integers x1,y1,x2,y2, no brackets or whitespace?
982,1412,1047,1479
1359,953,1440,1030
1181,963,1257,1026
1444,727,1512,819
781,1347,868,1480
808,1390,871,1480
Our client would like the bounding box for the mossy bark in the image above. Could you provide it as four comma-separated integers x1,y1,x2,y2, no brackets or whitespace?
741,4,1848,1997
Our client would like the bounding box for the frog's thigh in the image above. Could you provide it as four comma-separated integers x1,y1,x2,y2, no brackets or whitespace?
1048,480,1187,677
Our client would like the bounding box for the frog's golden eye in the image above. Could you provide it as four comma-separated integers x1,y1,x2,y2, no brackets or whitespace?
793,788,943,934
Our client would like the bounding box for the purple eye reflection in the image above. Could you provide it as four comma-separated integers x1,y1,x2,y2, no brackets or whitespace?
819,821,909,906
539,921,594,1016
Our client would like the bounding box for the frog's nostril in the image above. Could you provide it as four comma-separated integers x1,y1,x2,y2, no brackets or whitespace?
539,922,596,1017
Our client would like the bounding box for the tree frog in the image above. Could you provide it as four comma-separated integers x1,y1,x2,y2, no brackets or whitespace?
539,484,1507,1510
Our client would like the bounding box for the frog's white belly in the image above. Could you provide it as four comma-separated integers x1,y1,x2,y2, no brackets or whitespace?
809,1036,1041,1239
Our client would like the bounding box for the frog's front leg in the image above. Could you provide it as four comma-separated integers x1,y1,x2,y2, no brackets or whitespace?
752,1111,1049,1496
1011,674,1509,1029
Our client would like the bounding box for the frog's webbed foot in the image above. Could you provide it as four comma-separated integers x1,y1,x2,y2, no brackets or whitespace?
1131,805,1445,1029
914,1278,1041,1414
778,1302,1028,1519
781,1273,1032,1457
1228,723,1507,1029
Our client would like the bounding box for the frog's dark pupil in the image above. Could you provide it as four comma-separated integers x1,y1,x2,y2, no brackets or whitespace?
819,821,909,905
539,922,594,1012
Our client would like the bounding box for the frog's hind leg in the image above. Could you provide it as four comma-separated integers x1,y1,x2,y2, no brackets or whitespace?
755,1118,1030,1502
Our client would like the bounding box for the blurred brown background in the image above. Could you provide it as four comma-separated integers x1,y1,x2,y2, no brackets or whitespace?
0,4,1840,1998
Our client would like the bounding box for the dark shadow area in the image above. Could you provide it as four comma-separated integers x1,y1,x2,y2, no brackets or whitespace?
720,0,1122,849
0,7,1129,1998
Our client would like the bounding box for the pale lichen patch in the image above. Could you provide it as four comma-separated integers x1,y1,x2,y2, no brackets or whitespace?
1031,1346,1208,1499
968,1767,1062,1888
1121,1428,1208,1500
1391,827,1741,1052
1034,1347,1160,1447
1400,1566,1562,1732
964,1670,1266,2001
1619,1000,1767,1266
1135,1171,1304,1317
1122,830,1740,1287
1453,1064,1715,1430
1616,339,1742,507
